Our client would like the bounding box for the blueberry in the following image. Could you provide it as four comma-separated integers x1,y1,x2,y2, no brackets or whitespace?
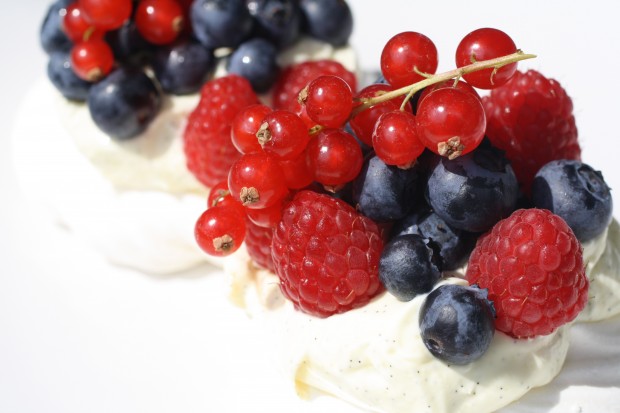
40,0,72,54
531,159,613,242
391,206,475,271
419,284,495,365
87,68,162,140
226,38,279,93
191,0,254,49
47,52,92,102
352,154,420,222
152,41,216,95
105,20,154,67
299,0,353,46
379,234,442,301
425,141,519,232
246,0,301,49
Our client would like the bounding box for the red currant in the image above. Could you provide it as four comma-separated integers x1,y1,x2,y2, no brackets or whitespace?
306,128,363,188
278,150,313,189
349,84,413,147
455,28,518,89
416,87,486,159
257,110,310,161
417,79,480,110
63,2,104,42
70,39,114,81
301,75,353,128
195,206,246,257
207,180,245,215
231,104,272,154
372,110,424,167
245,199,284,228
381,31,438,89
135,0,184,45
228,152,289,209
79,0,132,31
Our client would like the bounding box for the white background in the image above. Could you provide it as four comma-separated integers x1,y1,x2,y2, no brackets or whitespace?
1,1,620,412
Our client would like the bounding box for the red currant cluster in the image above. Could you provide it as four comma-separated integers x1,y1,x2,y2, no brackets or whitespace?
62,0,187,81
194,27,533,259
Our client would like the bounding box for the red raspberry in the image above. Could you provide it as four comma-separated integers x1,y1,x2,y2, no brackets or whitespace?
466,209,588,338
272,190,384,317
183,75,259,187
244,219,275,272
483,70,581,195
271,60,357,112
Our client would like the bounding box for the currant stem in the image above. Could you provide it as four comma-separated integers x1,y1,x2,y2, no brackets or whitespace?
353,50,536,116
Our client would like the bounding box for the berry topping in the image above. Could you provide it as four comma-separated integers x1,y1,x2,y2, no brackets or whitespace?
70,39,115,81
483,69,581,194
226,38,280,93
299,0,353,47
87,67,161,140
272,59,357,112
227,152,289,209
419,284,495,365
79,0,133,31
300,75,353,128
379,234,441,301
371,110,424,167
246,0,301,49
380,31,438,88
231,104,273,154
425,141,519,233
244,219,275,271
466,208,589,338
455,28,518,89
195,206,246,257
271,190,384,317
256,110,310,160
47,51,92,101
183,75,259,187
40,0,72,54
135,0,185,45
190,0,254,49
531,160,613,243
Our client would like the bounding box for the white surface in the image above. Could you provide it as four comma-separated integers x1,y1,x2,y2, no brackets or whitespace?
1,1,619,413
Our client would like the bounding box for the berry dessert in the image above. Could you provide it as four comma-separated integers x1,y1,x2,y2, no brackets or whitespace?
16,0,357,273
186,26,620,413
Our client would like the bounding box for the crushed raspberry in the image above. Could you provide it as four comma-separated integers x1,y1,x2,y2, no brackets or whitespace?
271,59,357,112
244,219,275,272
466,208,588,338
183,75,259,187
271,190,384,317
483,69,581,195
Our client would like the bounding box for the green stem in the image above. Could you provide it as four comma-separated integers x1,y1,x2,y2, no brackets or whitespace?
352,50,536,116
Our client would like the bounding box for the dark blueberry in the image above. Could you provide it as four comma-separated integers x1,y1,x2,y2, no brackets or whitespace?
299,0,353,46
391,206,475,271
152,41,216,95
352,154,420,222
87,68,162,140
105,20,154,67
531,160,613,242
246,0,301,49
47,51,92,102
379,234,442,301
40,0,72,54
226,38,279,93
425,141,519,232
419,284,495,365
191,0,254,49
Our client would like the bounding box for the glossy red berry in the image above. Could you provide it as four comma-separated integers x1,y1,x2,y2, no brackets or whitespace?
63,2,103,42
70,39,115,81
257,110,310,161
231,104,272,154
279,151,314,189
207,180,245,216
372,110,425,167
245,199,284,228
381,31,438,88
417,80,480,110
301,75,353,128
228,152,289,209
195,206,246,257
455,28,518,89
349,83,413,147
79,0,132,31
416,87,486,159
306,128,363,188
135,0,184,45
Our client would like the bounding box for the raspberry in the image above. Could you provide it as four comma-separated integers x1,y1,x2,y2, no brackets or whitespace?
483,69,581,194
271,190,384,317
271,59,357,112
244,219,275,272
466,208,588,338
183,75,259,187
